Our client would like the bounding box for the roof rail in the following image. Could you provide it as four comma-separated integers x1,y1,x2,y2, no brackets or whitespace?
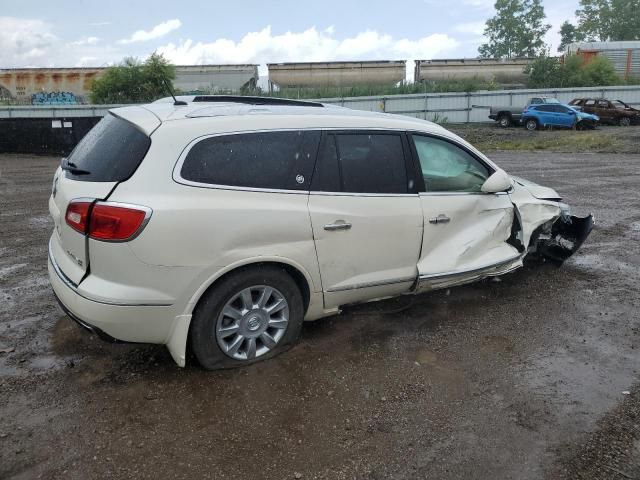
191,95,324,107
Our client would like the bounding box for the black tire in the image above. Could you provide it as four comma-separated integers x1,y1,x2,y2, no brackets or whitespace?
497,114,511,128
190,265,304,370
524,118,538,131
619,116,631,127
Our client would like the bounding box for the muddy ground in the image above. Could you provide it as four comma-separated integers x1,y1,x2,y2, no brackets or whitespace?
1,130,639,479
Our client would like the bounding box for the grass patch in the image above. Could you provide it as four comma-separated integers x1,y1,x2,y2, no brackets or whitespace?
473,131,619,153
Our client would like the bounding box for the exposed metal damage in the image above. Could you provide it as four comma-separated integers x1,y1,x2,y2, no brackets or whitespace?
531,213,595,263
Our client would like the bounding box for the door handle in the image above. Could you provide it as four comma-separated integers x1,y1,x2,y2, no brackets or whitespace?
324,221,352,231
429,214,450,225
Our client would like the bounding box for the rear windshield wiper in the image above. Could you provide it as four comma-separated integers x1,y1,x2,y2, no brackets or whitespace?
61,158,91,175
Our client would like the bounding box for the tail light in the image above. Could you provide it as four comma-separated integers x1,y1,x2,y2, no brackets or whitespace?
65,200,151,241
65,201,92,234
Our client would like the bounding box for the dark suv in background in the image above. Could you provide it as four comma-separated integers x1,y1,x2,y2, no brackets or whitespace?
569,98,640,126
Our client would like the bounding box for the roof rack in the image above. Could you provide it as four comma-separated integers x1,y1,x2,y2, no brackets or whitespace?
191,95,324,107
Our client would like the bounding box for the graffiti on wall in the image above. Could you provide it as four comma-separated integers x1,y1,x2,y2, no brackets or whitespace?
31,92,79,105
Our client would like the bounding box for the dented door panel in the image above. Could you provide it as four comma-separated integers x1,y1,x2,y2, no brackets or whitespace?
416,192,522,289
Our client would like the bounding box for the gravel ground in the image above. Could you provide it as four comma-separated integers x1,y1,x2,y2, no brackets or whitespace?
1,140,639,479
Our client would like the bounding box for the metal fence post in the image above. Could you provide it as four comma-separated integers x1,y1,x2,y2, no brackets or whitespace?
466,93,471,123
424,94,428,120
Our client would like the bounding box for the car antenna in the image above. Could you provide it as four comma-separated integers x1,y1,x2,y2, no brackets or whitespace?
163,78,187,106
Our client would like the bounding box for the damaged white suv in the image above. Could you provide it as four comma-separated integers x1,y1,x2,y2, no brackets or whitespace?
48,96,593,369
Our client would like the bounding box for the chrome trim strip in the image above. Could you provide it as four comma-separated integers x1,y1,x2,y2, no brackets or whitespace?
326,276,416,293
418,190,512,197
48,239,172,307
419,254,522,281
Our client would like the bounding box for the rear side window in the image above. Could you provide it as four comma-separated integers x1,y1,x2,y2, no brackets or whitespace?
180,131,320,190
65,113,151,182
536,105,554,112
334,133,408,194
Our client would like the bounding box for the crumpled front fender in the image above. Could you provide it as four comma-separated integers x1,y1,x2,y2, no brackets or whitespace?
533,213,594,263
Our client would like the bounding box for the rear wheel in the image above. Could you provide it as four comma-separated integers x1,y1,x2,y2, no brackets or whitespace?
619,116,631,127
525,119,538,131
497,114,511,128
190,266,304,370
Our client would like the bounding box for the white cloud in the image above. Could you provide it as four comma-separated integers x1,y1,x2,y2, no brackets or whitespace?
0,17,58,67
70,36,100,46
118,19,182,44
453,21,486,35
157,25,459,73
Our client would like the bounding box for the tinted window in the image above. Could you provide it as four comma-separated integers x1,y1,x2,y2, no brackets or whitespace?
181,131,320,190
597,100,609,107
585,99,596,106
65,114,151,182
530,98,543,105
536,105,554,112
554,105,571,113
334,134,407,194
310,135,341,192
412,135,490,192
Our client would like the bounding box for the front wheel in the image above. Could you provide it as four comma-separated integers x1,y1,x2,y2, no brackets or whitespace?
525,119,538,131
190,266,304,370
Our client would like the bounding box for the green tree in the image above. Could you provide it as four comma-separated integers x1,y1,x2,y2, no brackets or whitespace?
479,0,551,58
526,53,620,88
90,52,176,104
576,0,640,41
557,21,584,52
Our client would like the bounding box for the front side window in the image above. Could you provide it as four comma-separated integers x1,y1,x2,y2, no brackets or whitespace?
585,99,596,106
412,135,490,193
180,131,320,190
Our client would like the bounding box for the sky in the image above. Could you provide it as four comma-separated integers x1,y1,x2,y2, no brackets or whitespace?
1,0,579,78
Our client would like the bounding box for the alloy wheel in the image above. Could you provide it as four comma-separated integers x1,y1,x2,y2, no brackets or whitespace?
216,285,289,361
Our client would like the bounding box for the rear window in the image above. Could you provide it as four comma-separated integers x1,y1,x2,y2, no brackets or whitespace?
65,113,151,182
180,131,320,190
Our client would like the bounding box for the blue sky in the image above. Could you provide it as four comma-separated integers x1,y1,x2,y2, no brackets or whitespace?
1,0,579,75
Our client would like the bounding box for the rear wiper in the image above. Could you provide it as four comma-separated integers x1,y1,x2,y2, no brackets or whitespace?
61,158,91,175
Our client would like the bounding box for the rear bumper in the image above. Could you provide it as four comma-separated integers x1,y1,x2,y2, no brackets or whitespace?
48,254,177,345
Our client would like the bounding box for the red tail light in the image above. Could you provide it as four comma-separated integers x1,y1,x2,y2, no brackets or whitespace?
65,200,151,241
65,201,91,234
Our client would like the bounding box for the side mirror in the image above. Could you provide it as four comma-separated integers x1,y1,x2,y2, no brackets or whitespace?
481,169,512,193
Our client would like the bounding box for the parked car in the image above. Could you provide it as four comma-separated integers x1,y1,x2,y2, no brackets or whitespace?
521,103,599,131
489,96,560,127
569,98,640,126
48,96,593,369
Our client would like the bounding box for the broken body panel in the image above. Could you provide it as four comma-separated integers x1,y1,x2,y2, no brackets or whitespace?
415,176,593,293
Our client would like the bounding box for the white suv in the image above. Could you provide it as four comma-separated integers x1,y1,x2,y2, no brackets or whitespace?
48,96,593,369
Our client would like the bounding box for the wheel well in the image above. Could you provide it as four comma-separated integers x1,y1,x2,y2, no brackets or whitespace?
184,261,312,363
194,262,311,316
497,111,512,118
